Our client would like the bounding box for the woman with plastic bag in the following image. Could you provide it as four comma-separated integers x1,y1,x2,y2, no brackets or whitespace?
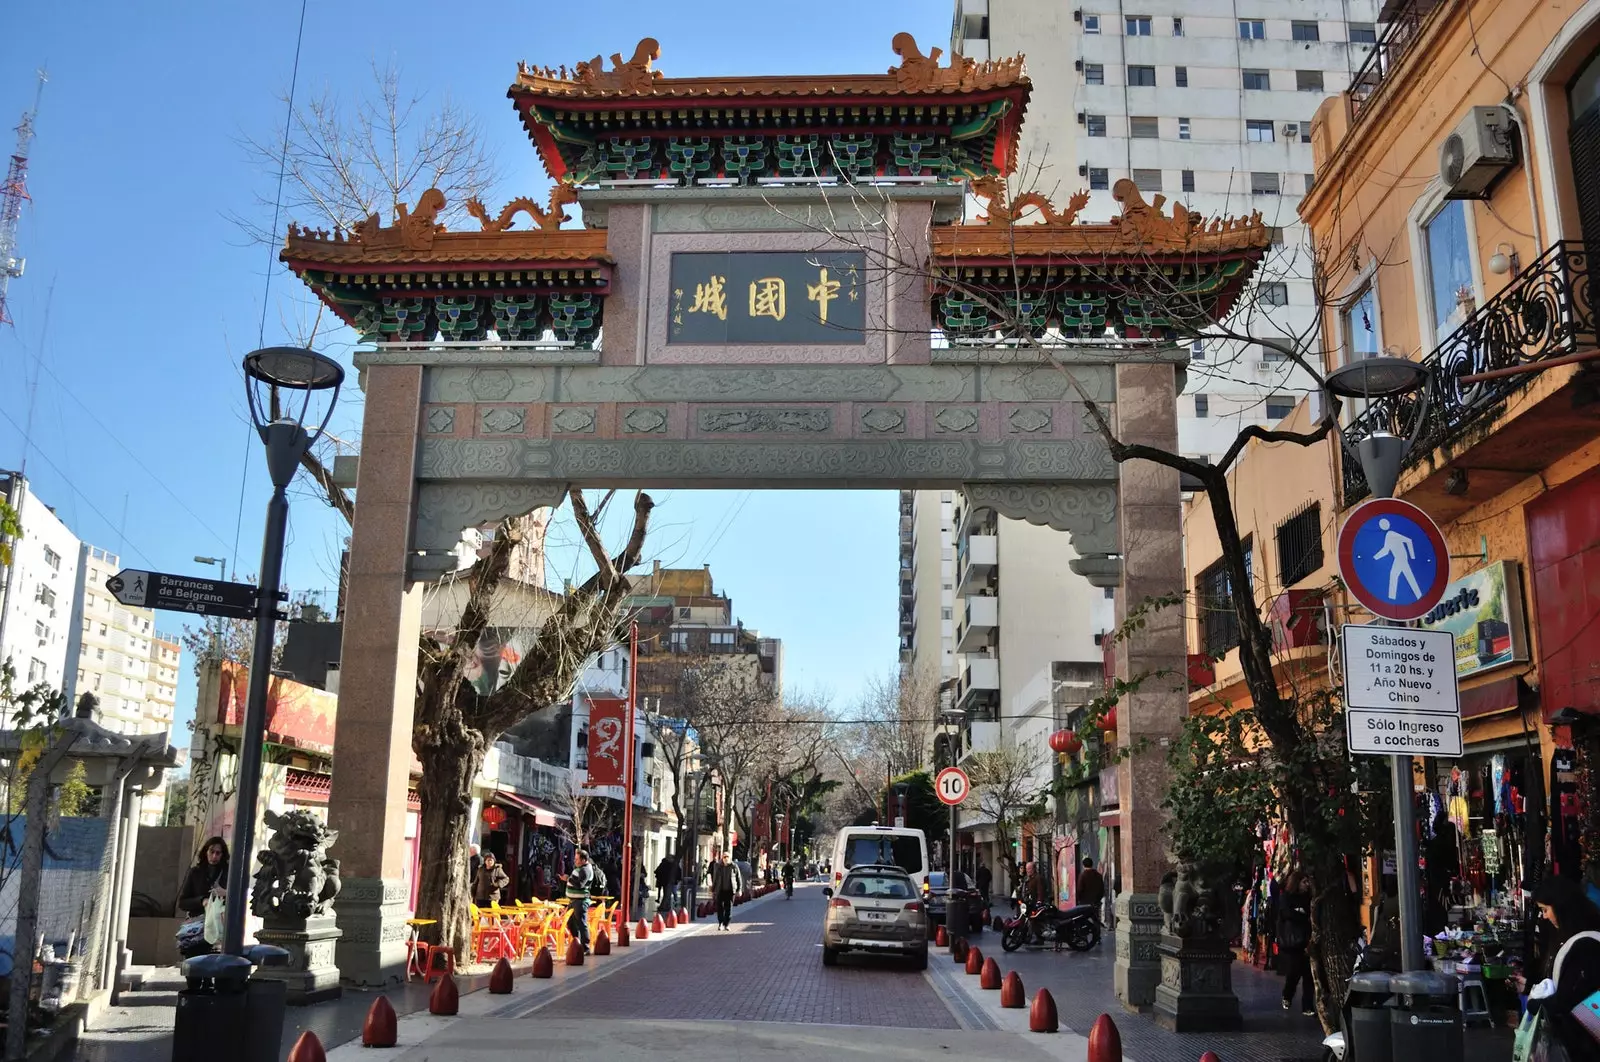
176,837,229,956
1515,875,1600,1061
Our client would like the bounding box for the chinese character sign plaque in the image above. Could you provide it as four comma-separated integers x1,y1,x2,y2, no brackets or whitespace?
668,251,866,345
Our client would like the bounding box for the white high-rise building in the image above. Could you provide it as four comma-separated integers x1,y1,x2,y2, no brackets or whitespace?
951,0,1379,461
0,473,82,699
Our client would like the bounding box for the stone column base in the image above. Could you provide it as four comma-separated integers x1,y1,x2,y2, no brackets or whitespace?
333,877,410,986
1153,933,1243,1032
1113,892,1164,1011
253,914,343,1005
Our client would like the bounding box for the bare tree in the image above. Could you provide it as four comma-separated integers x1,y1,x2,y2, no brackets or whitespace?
857,669,937,780
967,733,1052,887
549,768,620,854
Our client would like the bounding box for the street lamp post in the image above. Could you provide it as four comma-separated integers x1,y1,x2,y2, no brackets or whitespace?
223,347,343,956
194,556,229,663
1325,355,1431,975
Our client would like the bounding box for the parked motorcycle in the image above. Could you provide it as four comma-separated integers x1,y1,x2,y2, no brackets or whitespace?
1000,900,1101,952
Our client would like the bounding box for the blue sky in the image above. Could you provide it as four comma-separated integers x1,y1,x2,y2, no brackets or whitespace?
0,1,949,737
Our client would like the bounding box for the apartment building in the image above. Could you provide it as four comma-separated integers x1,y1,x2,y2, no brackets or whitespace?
951,0,1379,461
898,489,957,686
0,473,82,697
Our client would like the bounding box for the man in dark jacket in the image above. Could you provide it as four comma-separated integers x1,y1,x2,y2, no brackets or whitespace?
975,861,993,908
472,852,510,907
1076,857,1106,918
708,852,736,930
655,854,676,910
563,850,604,953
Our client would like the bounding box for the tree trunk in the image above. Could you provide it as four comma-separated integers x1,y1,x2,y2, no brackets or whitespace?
1308,860,1362,1031
413,736,487,956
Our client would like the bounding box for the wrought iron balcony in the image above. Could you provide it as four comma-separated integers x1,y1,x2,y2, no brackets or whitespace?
1348,0,1446,123
1342,241,1597,503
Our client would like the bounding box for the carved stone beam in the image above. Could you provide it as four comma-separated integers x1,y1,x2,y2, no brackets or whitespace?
961,482,1123,587
411,481,571,579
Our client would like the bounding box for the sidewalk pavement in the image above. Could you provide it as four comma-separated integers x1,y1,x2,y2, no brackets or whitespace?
74,902,737,1062
930,922,1516,1062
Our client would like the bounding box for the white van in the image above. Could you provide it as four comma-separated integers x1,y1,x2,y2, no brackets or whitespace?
830,825,930,892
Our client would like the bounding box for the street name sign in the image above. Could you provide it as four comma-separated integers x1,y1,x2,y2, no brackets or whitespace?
935,766,971,806
1342,624,1462,756
106,569,259,620
1337,497,1451,622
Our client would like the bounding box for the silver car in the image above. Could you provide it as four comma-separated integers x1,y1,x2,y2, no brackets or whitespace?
821,865,929,969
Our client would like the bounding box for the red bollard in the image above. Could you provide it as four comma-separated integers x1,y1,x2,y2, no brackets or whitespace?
287,1031,328,1062
935,924,948,947
1199,1053,1221,1062
1000,971,1026,1008
428,971,459,1015
1088,1013,1123,1062
488,957,514,994
531,947,554,978
652,913,666,933
679,906,690,923
1030,988,1059,1033
980,957,1002,990
636,918,651,939
594,929,611,955
361,996,397,1047
664,910,677,929
617,922,631,947
965,946,984,974
565,938,585,966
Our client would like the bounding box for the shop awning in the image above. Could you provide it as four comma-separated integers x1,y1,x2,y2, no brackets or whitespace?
1461,675,1531,720
494,790,569,827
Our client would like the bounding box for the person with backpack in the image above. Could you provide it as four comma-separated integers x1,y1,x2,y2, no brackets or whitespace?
563,849,604,954
1277,872,1315,1016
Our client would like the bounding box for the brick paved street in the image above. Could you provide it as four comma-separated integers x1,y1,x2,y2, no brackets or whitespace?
532,883,961,1028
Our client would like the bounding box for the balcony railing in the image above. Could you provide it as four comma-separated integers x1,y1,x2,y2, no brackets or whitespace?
1347,0,1444,122
1342,241,1597,503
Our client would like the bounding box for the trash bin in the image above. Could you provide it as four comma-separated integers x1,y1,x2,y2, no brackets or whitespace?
1344,970,1394,1062
946,893,970,947
171,954,253,1062
1389,970,1463,1058
241,946,291,1062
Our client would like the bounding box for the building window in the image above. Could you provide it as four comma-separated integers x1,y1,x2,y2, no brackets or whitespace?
1126,15,1152,36
710,631,735,648
42,547,60,571
1265,396,1296,421
1305,173,1317,193
1088,167,1109,190
1083,14,1101,34
1239,19,1265,39
1296,69,1325,92
1424,199,1476,337
961,13,989,40
1251,171,1281,195
1128,65,1156,87
1246,119,1275,142
1130,116,1160,139
1086,114,1107,137
96,648,105,661
1175,66,1188,88
27,659,46,684
942,607,953,620
1182,169,1196,193
1349,22,1377,44
1194,393,1209,418
34,620,46,640
1084,63,1104,85
1291,21,1321,42
1342,286,1381,362
669,632,689,652
1243,69,1270,91
1172,16,1183,36
1190,338,1205,361
1260,281,1289,307
1197,560,1242,658
1178,117,1191,140
1132,168,1162,190
1276,503,1324,586
99,623,107,636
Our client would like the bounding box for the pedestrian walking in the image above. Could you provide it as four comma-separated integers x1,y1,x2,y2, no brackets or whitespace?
655,854,676,911
1524,875,1600,1059
708,852,736,930
472,851,510,907
1277,872,1315,1016
975,860,993,910
563,849,603,953
1076,857,1106,922
469,843,482,885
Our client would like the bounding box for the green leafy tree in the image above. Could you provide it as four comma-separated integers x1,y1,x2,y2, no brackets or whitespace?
0,498,20,568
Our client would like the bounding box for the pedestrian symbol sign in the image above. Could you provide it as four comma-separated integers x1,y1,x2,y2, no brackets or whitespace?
1337,498,1451,622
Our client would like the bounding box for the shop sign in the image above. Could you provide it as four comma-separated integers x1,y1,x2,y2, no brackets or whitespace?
1416,560,1530,680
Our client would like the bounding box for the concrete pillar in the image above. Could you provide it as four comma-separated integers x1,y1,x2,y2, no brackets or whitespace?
328,364,425,986
1111,363,1187,1011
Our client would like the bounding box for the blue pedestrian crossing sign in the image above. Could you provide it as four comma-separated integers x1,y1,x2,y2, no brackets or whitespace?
1337,498,1451,622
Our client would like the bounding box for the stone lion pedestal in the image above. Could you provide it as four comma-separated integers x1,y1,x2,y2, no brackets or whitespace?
253,914,343,1005
1152,932,1243,1032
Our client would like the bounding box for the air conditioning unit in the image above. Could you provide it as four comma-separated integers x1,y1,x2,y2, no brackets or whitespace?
1074,59,1084,71
1439,105,1517,199
1282,123,1300,139
1077,112,1087,125
1251,359,1276,377
1078,164,1089,177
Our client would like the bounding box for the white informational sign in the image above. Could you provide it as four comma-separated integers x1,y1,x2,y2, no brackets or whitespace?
1342,624,1463,756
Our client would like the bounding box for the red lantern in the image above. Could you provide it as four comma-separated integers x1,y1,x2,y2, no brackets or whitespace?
1048,729,1082,755
1096,706,1118,732
482,804,507,830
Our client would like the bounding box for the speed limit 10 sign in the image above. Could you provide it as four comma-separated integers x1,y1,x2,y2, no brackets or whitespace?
935,766,971,806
